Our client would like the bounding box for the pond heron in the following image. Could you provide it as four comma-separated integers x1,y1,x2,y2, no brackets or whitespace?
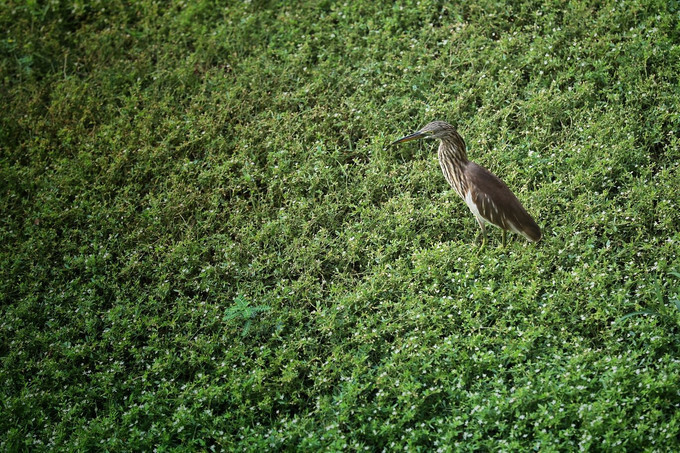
391,121,541,247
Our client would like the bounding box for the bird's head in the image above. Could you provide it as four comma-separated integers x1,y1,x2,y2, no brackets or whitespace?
390,120,458,145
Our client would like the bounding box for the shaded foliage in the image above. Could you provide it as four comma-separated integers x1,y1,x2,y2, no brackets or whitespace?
2,0,680,450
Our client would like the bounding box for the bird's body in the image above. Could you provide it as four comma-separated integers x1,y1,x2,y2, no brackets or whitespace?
391,121,541,246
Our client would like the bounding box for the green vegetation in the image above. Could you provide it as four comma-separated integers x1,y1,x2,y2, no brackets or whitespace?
2,0,680,450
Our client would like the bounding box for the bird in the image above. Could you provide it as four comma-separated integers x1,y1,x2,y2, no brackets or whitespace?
390,120,541,247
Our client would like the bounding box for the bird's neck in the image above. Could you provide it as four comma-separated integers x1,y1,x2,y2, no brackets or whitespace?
437,138,469,197
440,140,468,162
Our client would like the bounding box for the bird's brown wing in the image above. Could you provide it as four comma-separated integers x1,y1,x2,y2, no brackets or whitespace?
465,162,541,241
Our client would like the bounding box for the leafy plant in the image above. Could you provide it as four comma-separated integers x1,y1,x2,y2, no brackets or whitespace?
618,271,680,323
223,295,271,337
2,0,680,450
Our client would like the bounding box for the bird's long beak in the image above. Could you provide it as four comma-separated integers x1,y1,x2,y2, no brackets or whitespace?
390,130,430,146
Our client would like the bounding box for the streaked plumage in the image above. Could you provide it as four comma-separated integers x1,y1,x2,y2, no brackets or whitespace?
391,120,541,246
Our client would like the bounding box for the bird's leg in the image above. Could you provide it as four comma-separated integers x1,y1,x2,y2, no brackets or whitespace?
475,231,487,248
476,219,487,249
501,230,507,248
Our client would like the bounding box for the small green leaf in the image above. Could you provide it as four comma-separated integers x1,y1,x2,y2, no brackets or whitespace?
673,299,680,312
617,310,660,323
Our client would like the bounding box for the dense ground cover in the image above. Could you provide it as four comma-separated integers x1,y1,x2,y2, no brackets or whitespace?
2,0,680,450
